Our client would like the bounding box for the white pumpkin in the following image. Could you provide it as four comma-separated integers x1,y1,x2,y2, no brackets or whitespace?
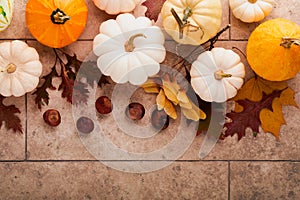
0,0,14,32
93,13,166,85
229,0,274,23
161,0,222,45
0,40,42,97
190,48,245,103
93,0,140,15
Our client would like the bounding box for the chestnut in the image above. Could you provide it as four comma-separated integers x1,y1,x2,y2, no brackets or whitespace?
43,109,61,127
125,102,145,121
76,117,94,134
151,108,169,130
95,96,112,114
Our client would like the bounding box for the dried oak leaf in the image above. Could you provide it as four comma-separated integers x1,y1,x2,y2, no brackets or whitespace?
142,0,166,22
0,96,22,133
223,88,298,140
33,65,58,110
232,77,287,112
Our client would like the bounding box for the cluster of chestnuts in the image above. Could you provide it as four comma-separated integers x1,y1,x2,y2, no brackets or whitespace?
43,96,170,133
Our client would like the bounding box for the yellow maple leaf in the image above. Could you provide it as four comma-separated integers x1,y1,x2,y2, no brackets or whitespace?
233,77,287,112
260,88,298,140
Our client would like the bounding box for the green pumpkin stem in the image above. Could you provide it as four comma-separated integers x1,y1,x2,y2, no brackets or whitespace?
0,6,8,22
281,37,300,48
125,34,146,52
214,70,232,80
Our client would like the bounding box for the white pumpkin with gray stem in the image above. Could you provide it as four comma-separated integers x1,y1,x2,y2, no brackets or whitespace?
190,48,245,103
93,13,166,85
0,40,42,97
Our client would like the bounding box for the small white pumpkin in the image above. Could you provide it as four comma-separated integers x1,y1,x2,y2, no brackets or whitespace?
229,0,274,23
0,40,42,97
93,0,140,15
93,13,166,85
190,48,245,103
161,0,222,45
0,0,14,32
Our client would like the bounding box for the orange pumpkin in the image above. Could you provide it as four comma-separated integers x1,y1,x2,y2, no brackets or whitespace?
247,18,300,81
26,0,88,48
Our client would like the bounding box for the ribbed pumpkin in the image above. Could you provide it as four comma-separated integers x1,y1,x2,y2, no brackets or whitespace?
161,0,222,45
247,18,300,81
25,0,88,48
0,0,14,32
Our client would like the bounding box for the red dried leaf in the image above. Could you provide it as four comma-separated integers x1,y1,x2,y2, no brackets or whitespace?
222,90,282,140
142,0,166,21
0,96,22,134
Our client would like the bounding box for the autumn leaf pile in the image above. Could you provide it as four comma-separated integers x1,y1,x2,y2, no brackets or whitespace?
222,77,298,140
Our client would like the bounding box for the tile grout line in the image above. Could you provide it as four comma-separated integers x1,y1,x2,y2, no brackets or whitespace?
228,2,231,40
0,160,299,163
25,94,28,161
228,161,231,200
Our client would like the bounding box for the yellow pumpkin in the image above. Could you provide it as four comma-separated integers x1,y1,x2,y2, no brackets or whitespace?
161,0,222,45
25,0,88,48
247,18,300,81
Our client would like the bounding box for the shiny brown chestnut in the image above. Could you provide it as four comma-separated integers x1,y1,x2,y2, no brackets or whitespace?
125,102,145,121
151,108,169,130
76,117,94,134
95,96,113,114
43,109,61,127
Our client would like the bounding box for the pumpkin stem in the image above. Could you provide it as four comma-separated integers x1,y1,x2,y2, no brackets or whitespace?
0,6,8,23
281,37,300,48
124,34,146,52
248,0,257,3
214,70,232,80
1,63,17,73
170,8,202,39
51,8,70,25
183,7,193,23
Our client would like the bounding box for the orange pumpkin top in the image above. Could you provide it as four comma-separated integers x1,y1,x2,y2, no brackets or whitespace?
247,18,300,81
26,0,88,48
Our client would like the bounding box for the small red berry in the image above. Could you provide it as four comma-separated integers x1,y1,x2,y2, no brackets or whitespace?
43,109,61,127
76,117,94,134
125,103,145,121
95,96,113,114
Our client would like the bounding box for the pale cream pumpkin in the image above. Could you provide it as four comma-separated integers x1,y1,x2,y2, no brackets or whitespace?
190,48,245,102
0,40,42,97
93,13,166,85
161,0,222,45
93,0,140,15
0,0,14,32
229,0,274,23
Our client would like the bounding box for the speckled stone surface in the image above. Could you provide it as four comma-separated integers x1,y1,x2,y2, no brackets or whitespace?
0,0,299,199
0,162,228,199
230,162,300,200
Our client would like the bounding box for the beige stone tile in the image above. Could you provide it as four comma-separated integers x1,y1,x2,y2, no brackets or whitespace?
230,0,300,40
0,161,228,199
220,0,230,40
230,162,300,199
26,41,94,160
0,97,25,160
0,1,31,39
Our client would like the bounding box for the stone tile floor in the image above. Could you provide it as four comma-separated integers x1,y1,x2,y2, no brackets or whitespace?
0,0,299,199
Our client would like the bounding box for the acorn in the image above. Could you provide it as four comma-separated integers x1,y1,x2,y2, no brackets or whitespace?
125,102,145,121
43,109,61,127
151,108,169,130
95,96,113,114
76,117,94,134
